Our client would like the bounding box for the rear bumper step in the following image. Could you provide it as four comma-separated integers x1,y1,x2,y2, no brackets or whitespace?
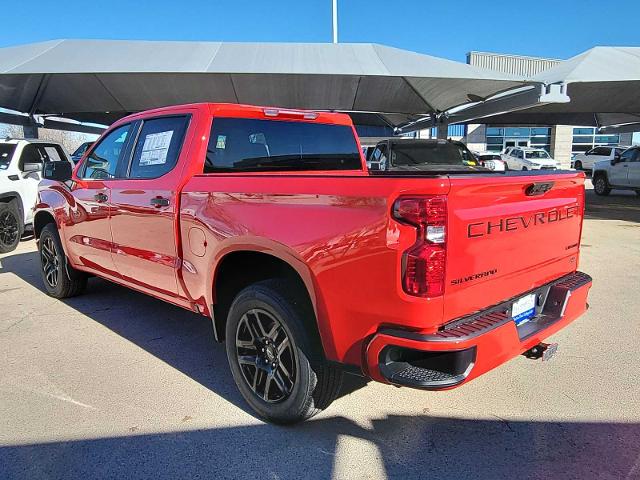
366,271,592,389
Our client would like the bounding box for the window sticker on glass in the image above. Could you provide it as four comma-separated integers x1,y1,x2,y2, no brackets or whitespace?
216,135,227,149
140,130,174,166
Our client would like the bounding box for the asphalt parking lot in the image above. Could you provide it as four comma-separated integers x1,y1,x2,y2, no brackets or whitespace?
1,187,639,480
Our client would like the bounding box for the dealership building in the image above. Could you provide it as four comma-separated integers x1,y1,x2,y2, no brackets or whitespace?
434,51,634,167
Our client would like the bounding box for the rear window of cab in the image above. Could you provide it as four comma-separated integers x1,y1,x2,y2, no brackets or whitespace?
204,118,362,173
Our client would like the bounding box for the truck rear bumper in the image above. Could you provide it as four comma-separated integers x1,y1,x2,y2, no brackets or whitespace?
364,271,592,389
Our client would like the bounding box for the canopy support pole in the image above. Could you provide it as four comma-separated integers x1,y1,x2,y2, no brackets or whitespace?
436,115,449,140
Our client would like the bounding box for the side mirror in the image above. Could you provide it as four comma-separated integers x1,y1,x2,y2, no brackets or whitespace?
43,161,73,182
22,162,42,173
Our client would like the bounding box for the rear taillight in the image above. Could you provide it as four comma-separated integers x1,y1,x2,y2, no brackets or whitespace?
393,196,447,297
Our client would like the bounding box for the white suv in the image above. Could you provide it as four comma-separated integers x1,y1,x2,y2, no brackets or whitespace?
0,138,72,253
503,147,559,171
572,145,629,171
592,146,640,196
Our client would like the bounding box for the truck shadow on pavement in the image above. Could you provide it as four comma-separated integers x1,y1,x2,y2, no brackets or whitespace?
2,251,640,479
1,414,639,479
584,189,640,223
0,250,370,419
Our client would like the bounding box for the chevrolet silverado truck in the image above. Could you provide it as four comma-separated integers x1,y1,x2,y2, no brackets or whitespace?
34,103,592,423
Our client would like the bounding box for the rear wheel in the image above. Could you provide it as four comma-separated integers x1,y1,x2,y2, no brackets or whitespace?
593,174,611,196
39,224,87,298
0,201,23,254
225,279,343,424
522,166,528,171
574,160,583,170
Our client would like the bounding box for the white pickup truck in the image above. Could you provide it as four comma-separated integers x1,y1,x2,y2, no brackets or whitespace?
592,145,640,196
0,138,72,253
571,145,629,171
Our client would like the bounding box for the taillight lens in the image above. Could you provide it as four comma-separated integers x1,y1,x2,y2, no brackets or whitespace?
393,196,447,297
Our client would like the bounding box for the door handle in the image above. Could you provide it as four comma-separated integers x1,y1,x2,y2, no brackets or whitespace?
94,192,108,203
150,197,170,208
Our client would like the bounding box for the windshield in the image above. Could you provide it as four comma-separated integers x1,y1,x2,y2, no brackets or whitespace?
0,144,17,170
377,141,489,173
525,150,550,160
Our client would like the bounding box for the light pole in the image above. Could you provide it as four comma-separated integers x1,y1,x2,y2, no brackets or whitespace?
332,0,338,43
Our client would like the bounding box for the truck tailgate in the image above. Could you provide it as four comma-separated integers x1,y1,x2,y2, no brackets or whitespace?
444,172,585,322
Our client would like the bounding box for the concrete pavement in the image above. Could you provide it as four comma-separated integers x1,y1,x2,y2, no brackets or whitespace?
1,189,639,480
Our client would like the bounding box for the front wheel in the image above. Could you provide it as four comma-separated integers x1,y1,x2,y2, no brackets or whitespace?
574,160,583,170
225,279,343,424
39,224,87,298
0,201,23,254
593,175,611,196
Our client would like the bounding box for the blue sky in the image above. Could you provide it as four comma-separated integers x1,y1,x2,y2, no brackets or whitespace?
2,0,639,61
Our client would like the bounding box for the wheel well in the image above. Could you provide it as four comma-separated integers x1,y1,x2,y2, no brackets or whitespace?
593,170,607,181
33,211,56,239
0,193,24,222
212,251,323,353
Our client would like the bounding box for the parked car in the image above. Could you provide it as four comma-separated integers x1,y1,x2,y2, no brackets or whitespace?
571,145,629,171
0,138,72,253
70,141,94,164
592,146,640,196
503,147,559,171
34,103,592,423
474,151,506,171
500,146,514,163
367,138,481,172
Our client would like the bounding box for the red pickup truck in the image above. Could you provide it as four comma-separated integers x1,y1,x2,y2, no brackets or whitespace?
35,103,592,423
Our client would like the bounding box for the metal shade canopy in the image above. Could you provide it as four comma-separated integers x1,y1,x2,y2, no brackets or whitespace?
451,46,640,127
0,39,531,127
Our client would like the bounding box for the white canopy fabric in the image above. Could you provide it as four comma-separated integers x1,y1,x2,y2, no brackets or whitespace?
468,47,640,127
0,39,531,127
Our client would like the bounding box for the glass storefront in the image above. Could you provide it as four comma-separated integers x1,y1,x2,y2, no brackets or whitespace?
571,127,620,153
485,126,551,153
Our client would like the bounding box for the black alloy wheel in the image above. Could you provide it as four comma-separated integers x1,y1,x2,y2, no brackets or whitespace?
40,235,60,288
38,223,87,298
594,176,611,196
235,308,296,403
0,209,20,252
225,279,343,423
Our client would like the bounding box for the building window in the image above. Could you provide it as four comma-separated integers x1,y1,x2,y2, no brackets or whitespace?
485,126,551,153
571,127,619,154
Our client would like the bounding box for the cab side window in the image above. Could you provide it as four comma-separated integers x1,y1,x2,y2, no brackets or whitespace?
80,124,131,180
18,144,45,171
128,116,189,179
619,149,637,163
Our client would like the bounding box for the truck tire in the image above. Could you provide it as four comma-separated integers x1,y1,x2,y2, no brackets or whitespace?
38,223,87,298
225,279,343,424
593,174,611,196
0,201,23,254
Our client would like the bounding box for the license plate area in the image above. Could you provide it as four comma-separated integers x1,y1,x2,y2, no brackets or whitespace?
512,293,537,326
